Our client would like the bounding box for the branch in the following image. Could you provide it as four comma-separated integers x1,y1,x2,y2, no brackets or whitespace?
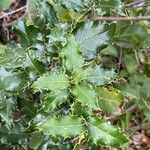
124,0,145,8
0,6,26,20
88,15,150,21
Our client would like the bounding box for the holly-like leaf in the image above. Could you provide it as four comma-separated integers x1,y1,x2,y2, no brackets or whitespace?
72,67,91,84
76,21,109,59
61,35,84,72
48,27,67,47
32,70,69,91
87,66,117,86
0,126,28,144
0,68,29,92
28,132,43,150
0,91,15,128
37,116,85,137
57,0,85,12
71,83,99,109
71,102,92,117
96,87,123,114
87,117,129,146
95,0,123,16
27,0,58,27
44,90,68,110
0,44,26,68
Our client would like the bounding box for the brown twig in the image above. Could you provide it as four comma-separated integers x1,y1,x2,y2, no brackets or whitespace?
124,0,145,8
88,15,150,21
0,6,26,20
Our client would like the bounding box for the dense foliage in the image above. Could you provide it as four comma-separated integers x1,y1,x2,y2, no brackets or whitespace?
0,0,150,149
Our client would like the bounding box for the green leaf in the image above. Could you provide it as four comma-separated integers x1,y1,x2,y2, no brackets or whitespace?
14,21,42,47
0,92,14,128
0,68,29,92
27,0,38,22
115,23,149,48
28,132,43,150
140,99,150,121
27,0,58,27
123,54,137,75
39,1,58,26
57,0,85,12
72,67,91,84
95,0,123,16
100,45,118,57
0,44,6,55
96,87,123,114
0,0,11,9
71,102,92,117
61,35,84,72
87,117,128,146
44,90,68,110
0,44,26,68
37,116,85,137
48,27,67,46
32,70,69,91
0,126,28,144
87,66,117,86
53,3,81,22
71,83,99,109
76,21,109,59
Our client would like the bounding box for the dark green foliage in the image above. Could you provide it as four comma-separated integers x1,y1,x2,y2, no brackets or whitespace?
0,0,150,149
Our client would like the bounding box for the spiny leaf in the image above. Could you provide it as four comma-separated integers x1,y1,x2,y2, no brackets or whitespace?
0,68,29,92
0,127,28,144
39,1,58,26
96,87,123,114
76,21,109,59
27,0,58,27
61,35,84,72
71,83,99,109
0,44,26,68
87,66,117,86
72,67,91,84
37,116,85,137
71,102,92,117
44,90,68,110
0,91,14,128
32,70,69,91
48,27,67,46
95,0,123,16
53,3,81,22
57,0,85,12
87,117,129,146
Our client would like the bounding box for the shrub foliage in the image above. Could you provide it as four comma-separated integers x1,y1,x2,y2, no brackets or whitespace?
0,0,150,149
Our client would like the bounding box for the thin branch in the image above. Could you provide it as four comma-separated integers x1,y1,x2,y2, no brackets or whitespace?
0,6,26,20
124,0,145,8
88,15,150,21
